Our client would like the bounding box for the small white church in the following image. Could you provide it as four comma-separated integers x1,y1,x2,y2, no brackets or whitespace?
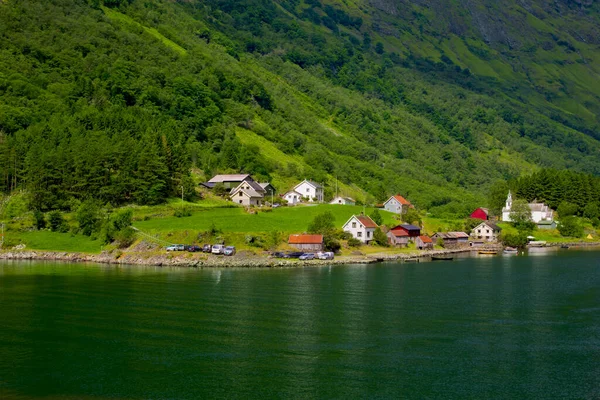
501,191,554,223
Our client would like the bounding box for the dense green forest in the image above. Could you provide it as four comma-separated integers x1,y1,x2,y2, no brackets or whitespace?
1,0,600,214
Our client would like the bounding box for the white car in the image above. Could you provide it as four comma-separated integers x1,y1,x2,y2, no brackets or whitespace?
317,252,334,260
211,244,225,254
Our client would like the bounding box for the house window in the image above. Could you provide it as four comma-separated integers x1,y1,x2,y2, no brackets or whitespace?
357,232,362,238
477,229,481,234
239,192,243,196
238,200,242,204
306,188,310,193
486,229,490,234
367,231,371,238
352,222,356,228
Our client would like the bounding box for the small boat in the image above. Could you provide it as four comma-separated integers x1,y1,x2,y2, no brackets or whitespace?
503,247,518,254
431,255,454,261
404,258,420,263
560,244,569,249
478,250,498,255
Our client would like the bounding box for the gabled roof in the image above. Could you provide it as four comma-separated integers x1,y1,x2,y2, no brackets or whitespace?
357,215,378,228
476,221,501,231
385,194,411,206
389,230,409,237
199,182,216,188
419,235,433,243
208,174,252,183
449,231,469,238
231,180,266,194
259,182,273,190
400,224,421,231
294,179,322,190
288,234,323,244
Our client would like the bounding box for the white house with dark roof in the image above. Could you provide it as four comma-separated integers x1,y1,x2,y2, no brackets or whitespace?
229,180,266,206
293,179,324,203
282,190,303,205
342,215,378,243
329,196,355,205
471,221,501,242
383,194,412,214
501,191,554,223
207,174,253,190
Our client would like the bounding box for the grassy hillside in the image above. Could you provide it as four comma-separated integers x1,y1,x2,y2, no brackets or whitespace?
1,0,600,217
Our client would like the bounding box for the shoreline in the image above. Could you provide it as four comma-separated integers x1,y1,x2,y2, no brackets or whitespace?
1,242,599,268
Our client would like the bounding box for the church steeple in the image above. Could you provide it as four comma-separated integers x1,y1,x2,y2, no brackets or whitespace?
506,191,513,209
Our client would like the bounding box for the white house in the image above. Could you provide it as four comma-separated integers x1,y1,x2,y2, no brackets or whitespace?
502,191,554,223
282,190,303,205
383,194,412,214
471,221,501,242
293,180,324,203
229,180,266,206
329,196,355,205
342,215,378,244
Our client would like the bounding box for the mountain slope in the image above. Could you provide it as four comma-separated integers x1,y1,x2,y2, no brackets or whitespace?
1,0,599,215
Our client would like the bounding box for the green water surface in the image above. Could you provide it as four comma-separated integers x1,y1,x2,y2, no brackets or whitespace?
1,250,599,399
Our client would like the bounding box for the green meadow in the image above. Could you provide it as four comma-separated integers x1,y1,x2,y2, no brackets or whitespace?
133,204,397,235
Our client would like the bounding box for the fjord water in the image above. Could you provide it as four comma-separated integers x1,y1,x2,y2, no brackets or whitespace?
1,251,599,399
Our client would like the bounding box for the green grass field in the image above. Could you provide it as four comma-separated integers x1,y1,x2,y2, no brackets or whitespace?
6,231,102,253
133,204,397,235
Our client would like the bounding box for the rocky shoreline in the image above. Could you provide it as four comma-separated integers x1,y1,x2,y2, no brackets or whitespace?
0,247,478,268
1,242,598,268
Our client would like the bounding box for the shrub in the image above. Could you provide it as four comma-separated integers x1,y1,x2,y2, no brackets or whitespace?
76,200,100,236
114,227,136,249
48,211,68,232
324,237,341,253
174,206,192,217
348,237,362,247
373,227,389,246
500,232,528,248
558,216,583,238
33,210,46,230
369,209,383,225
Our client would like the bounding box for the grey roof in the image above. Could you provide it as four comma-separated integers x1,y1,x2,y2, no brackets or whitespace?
477,221,501,231
295,179,322,189
241,180,266,193
529,203,549,212
259,182,273,189
200,182,216,188
400,224,421,231
208,174,252,183
434,232,469,239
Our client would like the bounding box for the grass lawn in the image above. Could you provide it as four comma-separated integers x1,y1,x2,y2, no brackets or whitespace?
6,231,102,253
134,204,397,234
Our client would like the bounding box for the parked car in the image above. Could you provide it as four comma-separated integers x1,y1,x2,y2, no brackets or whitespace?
299,253,315,260
272,203,281,208
283,251,304,259
211,244,225,255
271,251,286,258
317,252,334,260
223,246,236,256
187,245,201,252
176,244,185,251
202,244,212,253
166,245,178,251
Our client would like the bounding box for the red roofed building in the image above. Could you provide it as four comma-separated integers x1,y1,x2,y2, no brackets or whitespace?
383,194,413,214
387,229,410,247
288,234,324,251
343,215,378,243
416,235,433,250
470,208,489,220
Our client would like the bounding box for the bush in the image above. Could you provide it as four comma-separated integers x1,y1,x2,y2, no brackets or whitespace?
324,237,341,253
114,227,136,249
76,200,100,236
33,210,46,230
348,237,362,247
369,209,383,225
174,206,192,217
558,216,583,238
500,232,528,248
48,211,68,232
373,227,389,246
557,201,579,218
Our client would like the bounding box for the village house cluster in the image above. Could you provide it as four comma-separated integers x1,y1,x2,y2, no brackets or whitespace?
200,174,555,251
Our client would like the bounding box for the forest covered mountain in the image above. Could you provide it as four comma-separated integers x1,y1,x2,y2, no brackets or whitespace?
1,0,600,215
